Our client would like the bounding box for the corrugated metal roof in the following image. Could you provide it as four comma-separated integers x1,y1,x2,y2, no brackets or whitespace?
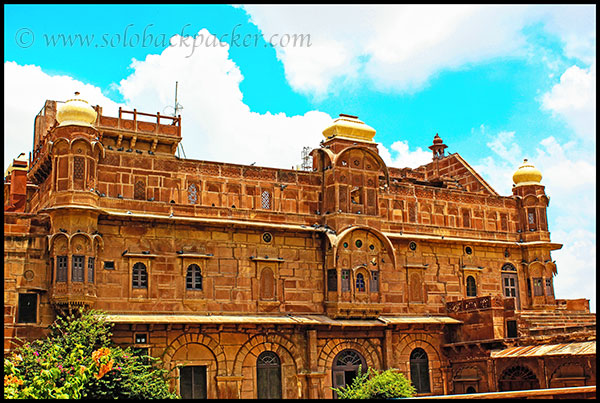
102,314,461,326
378,316,462,325
490,341,596,358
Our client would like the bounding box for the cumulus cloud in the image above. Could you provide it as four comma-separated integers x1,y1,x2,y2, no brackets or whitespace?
3,61,123,170
378,140,431,169
542,61,596,141
4,29,333,172
242,4,595,96
116,29,332,168
473,130,596,311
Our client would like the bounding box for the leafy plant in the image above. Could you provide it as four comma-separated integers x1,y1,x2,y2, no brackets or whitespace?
332,366,416,399
4,308,178,399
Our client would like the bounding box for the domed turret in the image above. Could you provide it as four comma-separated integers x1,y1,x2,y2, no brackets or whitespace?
56,92,97,127
512,159,542,186
322,114,376,143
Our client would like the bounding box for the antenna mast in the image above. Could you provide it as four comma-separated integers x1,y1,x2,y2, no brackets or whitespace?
174,81,186,158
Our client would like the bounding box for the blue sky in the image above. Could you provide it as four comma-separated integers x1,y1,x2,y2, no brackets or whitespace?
4,5,596,310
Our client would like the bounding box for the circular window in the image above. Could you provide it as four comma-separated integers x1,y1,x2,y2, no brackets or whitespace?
353,160,360,166
24,270,34,281
355,240,363,248
465,246,473,255
343,242,348,248
409,241,417,251
369,244,375,251
262,232,273,243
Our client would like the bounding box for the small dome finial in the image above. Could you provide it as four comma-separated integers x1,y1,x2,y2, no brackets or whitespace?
56,92,97,127
512,158,542,186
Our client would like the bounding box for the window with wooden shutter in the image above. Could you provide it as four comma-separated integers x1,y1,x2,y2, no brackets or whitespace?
370,271,379,292
132,262,148,288
56,256,68,282
466,276,477,297
327,269,337,291
186,264,202,290
88,257,95,283
72,255,85,282
179,366,207,399
341,270,350,292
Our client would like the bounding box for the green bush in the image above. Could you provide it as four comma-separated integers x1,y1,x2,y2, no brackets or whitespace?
332,366,416,399
4,308,178,399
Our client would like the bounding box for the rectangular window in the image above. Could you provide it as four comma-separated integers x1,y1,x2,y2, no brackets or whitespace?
88,257,95,283
462,209,471,228
545,278,553,297
408,203,417,223
73,156,85,180
533,277,544,296
180,366,207,399
327,269,337,292
72,255,85,282
500,213,508,231
527,208,537,230
135,333,148,344
506,320,518,338
103,261,115,270
370,271,379,292
18,293,37,323
56,256,68,282
341,270,350,292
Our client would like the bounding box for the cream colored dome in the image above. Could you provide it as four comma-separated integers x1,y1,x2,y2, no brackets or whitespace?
513,159,542,186
322,114,376,143
56,92,97,127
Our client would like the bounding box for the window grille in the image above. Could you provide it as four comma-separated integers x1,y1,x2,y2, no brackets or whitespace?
261,190,271,209
134,180,146,200
188,183,198,204
186,264,203,290
132,262,148,288
356,273,365,292
466,276,477,297
341,269,350,292
73,157,85,180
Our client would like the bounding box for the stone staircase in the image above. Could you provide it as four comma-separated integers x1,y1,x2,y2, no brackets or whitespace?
517,310,597,337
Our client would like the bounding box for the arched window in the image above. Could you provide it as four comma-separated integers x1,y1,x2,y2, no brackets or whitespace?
332,349,367,398
132,262,148,288
186,264,202,290
356,273,365,292
466,276,477,297
257,351,281,399
261,190,271,209
499,365,540,391
410,348,430,393
260,267,275,300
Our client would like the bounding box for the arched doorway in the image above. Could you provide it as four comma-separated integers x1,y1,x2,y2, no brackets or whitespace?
332,349,367,398
257,351,282,399
410,348,431,394
499,365,540,391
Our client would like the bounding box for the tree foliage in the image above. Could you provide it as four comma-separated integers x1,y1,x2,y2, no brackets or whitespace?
332,366,416,399
4,308,178,399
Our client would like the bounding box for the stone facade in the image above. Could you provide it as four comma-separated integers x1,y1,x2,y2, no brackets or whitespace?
4,100,595,398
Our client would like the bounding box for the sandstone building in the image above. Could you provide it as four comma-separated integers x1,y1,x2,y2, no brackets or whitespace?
4,94,596,398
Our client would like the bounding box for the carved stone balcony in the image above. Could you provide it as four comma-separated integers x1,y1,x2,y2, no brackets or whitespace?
50,282,97,307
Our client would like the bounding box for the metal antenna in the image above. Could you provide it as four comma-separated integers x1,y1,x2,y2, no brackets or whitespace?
169,81,186,159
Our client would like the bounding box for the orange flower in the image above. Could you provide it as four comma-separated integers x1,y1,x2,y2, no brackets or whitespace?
4,374,23,386
95,359,114,379
92,347,111,365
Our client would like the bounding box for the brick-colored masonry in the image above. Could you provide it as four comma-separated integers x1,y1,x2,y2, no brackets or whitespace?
4,101,595,397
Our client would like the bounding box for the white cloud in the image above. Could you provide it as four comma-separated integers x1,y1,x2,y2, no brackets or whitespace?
3,61,123,170
473,130,596,312
542,61,596,141
242,5,595,96
116,29,332,168
378,140,431,169
4,30,333,172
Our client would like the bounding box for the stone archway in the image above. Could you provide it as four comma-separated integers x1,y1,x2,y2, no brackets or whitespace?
498,365,540,391
232,333,304,399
